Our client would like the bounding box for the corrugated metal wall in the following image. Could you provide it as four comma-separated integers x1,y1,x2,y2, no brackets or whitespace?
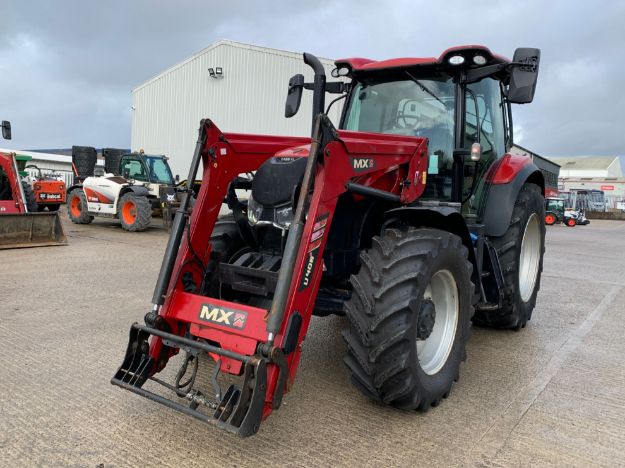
131,41,343,178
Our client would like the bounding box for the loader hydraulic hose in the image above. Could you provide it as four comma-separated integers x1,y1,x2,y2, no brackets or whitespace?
151,120,207,309
265,114,324,343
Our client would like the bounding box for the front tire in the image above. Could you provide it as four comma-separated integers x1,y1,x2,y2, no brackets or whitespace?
67,189,93,224
21,182,38,212
342,228,473,410
118,193,152,232
473,183,545,330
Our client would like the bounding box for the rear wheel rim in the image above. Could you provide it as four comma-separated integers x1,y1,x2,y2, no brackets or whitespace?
70,196,82,217
417,270,458,375
519,213,541,302
545,214,555,224
122,201,137,224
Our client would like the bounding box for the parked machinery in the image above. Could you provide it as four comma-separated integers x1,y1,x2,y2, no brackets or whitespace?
0,121,66,248
67,146,177,231
112,46,545,436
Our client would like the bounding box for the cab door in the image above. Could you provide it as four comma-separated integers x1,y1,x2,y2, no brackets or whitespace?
121,158,149,182
462,78,507,218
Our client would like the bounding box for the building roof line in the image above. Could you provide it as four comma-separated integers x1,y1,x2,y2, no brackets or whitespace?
132,39,336,93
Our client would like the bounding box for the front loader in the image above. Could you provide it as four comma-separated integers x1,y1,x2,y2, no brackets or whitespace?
112,46,545,436
0,121,67,249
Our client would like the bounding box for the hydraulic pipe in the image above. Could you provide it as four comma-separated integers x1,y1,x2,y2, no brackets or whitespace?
265,114,324,343
151,120,207,309
303,53,326,136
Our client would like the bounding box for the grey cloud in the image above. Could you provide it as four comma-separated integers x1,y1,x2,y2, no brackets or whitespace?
1,0,623,156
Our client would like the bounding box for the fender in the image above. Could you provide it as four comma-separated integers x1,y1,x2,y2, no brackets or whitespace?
481,155,544,237
384,205,480,291
119,185,150,198
66,184,82,195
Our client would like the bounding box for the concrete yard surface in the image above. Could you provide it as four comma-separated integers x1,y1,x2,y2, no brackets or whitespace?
1,212,624,467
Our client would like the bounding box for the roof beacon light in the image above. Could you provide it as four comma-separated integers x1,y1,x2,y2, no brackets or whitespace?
448,55,465,66
473,55,487,66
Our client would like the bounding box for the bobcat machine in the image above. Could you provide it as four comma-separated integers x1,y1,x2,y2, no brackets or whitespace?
67,146,176,231
21,162,67,211
0,120,66,248
112,46,545,437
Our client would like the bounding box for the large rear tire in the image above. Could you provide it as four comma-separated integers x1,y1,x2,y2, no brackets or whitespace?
473,183,545,330
342,228,473,410
67,189,93,224
118,192,152,232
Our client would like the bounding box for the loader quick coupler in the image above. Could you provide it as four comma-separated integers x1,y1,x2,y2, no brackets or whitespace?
111,323,269,437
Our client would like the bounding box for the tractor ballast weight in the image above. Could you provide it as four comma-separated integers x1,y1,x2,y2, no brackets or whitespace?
112,46,545,436
0,151,67,249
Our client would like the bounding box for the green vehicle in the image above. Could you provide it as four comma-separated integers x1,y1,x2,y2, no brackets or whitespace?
545,197,588,227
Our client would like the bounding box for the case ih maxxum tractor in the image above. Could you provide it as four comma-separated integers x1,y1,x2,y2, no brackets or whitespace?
112,46,544,436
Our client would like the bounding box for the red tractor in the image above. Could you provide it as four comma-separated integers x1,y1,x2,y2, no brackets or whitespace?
112,46,545,436
0,121,67,248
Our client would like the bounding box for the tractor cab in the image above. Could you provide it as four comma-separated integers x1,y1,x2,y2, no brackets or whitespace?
119,152,174,186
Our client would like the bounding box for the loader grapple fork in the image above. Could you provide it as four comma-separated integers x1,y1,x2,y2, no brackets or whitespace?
112,323,268,437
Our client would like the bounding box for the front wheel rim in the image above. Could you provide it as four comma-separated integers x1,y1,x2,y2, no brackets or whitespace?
416,270,458,375
519,213,541,302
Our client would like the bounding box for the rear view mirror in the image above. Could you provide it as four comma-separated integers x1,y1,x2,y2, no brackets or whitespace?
508,48,540,104
1,120,11,140
285,74,305,118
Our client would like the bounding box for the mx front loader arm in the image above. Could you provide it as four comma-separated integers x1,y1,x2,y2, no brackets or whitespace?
112,116,428,436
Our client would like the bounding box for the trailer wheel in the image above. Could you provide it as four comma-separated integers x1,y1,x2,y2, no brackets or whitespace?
118,193,152,232
342,228,473,411
67,189,93,224
473,183,545,330
21,182,38,212
565,218,576,227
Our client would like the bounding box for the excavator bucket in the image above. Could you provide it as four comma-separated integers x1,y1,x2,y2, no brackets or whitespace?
0,151,67,249
0,212,67,249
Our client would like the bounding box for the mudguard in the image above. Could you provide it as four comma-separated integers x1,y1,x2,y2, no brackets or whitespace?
119,185,150,197
481,158,544,237
384,204,479,288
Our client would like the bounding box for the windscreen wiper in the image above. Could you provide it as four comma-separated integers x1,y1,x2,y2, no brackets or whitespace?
405,71,445,107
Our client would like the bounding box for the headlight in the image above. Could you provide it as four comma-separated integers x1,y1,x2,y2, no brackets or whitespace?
247,194,262,225
275,204,294,228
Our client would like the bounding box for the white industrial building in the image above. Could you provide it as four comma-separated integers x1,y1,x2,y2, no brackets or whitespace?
0,148,74,185
549,156,625,209
131,40,343,178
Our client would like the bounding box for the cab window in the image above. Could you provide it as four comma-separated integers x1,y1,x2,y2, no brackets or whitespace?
122,159,147,181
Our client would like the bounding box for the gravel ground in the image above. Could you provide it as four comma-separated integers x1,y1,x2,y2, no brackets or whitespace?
1,211,624,467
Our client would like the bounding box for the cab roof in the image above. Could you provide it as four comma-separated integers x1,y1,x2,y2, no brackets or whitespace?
335,45,510,78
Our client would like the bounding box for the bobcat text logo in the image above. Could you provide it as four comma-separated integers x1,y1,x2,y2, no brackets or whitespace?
352,157,376,172
198,304,248,330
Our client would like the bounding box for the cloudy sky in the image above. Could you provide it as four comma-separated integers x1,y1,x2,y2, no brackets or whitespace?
1,0,624,157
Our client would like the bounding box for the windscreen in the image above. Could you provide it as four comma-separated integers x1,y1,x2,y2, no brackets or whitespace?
343,76,455,199
147,157,174,185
